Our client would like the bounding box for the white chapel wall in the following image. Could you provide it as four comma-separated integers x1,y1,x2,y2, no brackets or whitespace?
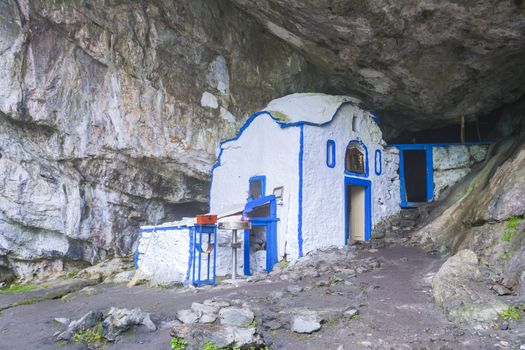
210,113,301,267
301,103,400,255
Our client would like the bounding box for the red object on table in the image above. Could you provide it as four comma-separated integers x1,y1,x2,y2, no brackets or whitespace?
195,214,218,225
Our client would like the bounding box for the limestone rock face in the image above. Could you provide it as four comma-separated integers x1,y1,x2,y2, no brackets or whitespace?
415,112,525,303
432,249,507,325
232,0,525,134
432,145,489,199
0,0,323,280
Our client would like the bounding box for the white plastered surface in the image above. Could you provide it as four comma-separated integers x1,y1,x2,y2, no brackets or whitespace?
301,103,401,255
210,113,300,269
137,226,191,285
264,93,361,124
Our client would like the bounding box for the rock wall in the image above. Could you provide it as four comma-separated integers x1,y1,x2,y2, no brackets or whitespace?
432,144,489,199
414,109,525,295
0,0,325,281
232,0,525,137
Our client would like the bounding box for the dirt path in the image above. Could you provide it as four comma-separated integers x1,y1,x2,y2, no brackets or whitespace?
0,245,511,349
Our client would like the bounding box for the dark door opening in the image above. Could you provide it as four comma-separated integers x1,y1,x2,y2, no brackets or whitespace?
403,150,427,203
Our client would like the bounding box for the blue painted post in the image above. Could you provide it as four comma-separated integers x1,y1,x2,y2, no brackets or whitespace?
192,227,196,285
267,198,278,272
298,125,304,257
425,146,434,202
206,232,211,282
212,225,217,285
344,180,348,245
399,150,407,207
365,184,372,240
244,229,251,276
197,225,202,287
134,231,142,269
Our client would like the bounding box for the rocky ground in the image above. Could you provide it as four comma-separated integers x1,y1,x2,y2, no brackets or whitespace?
1,238,524,350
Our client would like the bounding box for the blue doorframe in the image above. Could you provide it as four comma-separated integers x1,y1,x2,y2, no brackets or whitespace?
344,176,372,243
391,142,492,208
394,144,434,207
243,195,278,275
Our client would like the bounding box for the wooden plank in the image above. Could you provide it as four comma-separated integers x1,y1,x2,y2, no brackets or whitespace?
460,116,465,143
475,117,482,141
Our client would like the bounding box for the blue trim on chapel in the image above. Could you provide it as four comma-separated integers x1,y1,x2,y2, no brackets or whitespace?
374,149,382,176
298,125,305,257
326,139,336,168
248,175,266,200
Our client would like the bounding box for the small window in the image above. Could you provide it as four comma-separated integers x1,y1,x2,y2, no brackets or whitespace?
326,140,336,168
374,150,382,175
352,115,358,132
249,176,265,200
345,141,365,174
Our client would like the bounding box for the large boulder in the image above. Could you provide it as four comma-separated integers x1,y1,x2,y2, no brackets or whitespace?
218,307,255,327
432,250,507,325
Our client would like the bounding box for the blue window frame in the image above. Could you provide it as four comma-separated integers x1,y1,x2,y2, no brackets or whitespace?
374,149,382,175
326,139,336,168
248,176,266,200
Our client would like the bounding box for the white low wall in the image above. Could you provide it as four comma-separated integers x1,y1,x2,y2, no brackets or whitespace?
136,218,267,285
136,226,191,285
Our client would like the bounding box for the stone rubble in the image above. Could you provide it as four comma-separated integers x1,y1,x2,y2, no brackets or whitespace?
56,307,156,343
171,301,263,349
57,310,104,341
432,249,507,325
191,302,219,323
103,307,157,341
44,242,525,349
291,312,322,334
218,307,255,327
176,309,200,325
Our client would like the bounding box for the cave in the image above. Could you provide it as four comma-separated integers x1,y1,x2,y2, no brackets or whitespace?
1,0,525,348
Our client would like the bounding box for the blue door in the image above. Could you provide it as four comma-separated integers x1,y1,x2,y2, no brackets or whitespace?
242,195,278,275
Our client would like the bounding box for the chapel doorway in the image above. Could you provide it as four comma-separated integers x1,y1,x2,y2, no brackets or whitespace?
402,150,427,203
345,178,371,243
